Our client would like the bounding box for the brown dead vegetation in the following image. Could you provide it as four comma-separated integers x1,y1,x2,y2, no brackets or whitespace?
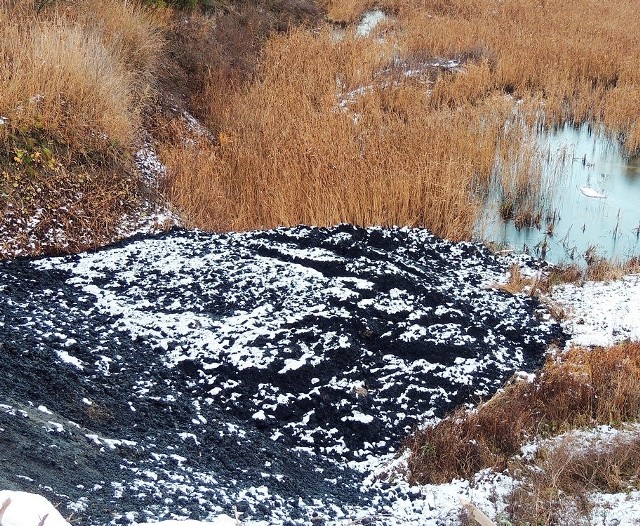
405,342,640,485
0,0,160,150
507,430,640,524
163,0,640,239
0,0,163,257
0,0,324,258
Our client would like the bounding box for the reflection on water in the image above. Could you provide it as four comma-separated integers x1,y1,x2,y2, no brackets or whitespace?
478,123,640,264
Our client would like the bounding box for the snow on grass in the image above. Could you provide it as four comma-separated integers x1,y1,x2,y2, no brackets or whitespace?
356,10,388,37
590,491,640,526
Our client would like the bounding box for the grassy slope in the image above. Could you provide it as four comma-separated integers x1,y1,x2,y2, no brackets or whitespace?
0,0,324,258
0,0,165,257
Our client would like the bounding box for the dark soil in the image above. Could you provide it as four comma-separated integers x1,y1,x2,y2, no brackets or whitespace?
0,226,565,525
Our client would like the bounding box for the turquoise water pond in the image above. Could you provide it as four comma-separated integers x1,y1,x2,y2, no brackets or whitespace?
478,122,640,264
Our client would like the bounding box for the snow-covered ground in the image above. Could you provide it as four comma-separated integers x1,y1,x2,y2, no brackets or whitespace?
1,226,639,526
550,273,640,347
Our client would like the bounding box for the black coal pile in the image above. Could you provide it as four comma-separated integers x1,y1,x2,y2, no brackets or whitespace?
0,225,564,525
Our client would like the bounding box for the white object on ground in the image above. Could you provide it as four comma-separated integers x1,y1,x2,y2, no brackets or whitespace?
459,497,497,526
356,10,387,37
0,491,71,526
580,186,606,198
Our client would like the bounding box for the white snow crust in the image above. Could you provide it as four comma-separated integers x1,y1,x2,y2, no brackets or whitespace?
550,273,640,347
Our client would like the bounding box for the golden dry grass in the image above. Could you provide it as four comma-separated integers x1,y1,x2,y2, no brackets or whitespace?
162,0,640,239
584,255,640,281
405,342,640,485
3,0,640,254
165,27,519,240
0,0,161,149
396,0,640,148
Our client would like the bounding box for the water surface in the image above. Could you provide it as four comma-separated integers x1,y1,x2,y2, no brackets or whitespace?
478,123,640,264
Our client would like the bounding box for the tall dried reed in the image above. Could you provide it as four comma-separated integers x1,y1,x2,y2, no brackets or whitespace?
165,0,640,237
165,28,516,240
0,0,161,150
397,0,640,142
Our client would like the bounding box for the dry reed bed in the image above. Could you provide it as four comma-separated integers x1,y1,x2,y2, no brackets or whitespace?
165,30,520,239
3,0,639,252
398,0,640,149
164,0,640,237
506,430,640,524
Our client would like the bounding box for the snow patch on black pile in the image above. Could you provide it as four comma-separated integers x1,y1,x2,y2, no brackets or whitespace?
0,225,564,525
